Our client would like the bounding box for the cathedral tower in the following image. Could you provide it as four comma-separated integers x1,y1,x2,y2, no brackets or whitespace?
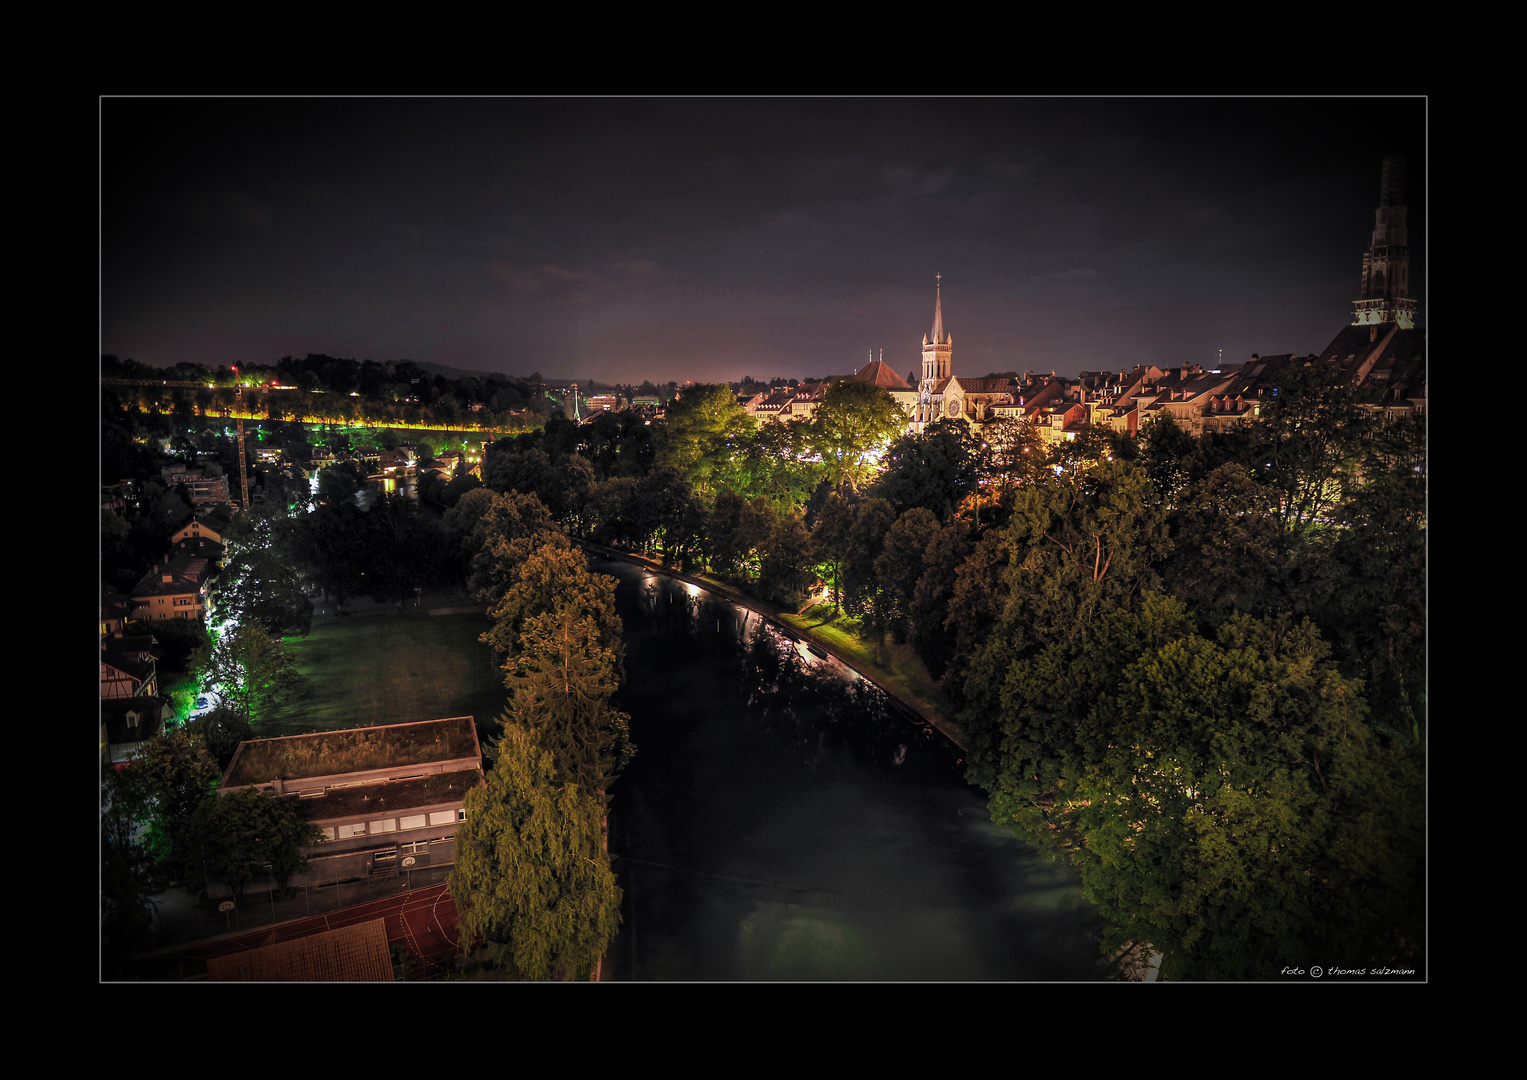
1352,155,1416,330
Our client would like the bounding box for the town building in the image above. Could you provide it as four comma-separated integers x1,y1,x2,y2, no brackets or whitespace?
160,463,230,507
854,351,918,420
101,631,166,763
216,716,485,890
130,552,212,623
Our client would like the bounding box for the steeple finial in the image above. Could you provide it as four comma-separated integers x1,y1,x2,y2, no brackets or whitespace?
931,273,945,344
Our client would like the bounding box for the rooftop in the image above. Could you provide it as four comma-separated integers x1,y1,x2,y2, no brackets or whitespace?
205,918,394,982
223,716,480,787
298,768,483,820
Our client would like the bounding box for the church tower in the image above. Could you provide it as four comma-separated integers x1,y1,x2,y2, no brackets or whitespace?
1352,155,1416,330
922,274,953,381
913,274,956,431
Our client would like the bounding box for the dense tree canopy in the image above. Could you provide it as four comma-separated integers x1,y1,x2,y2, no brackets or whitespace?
450,722,621,980
656,383,756,495
209,546,314,638
180,787,324,901
874,418,982,521
807,379,907,489
194,624,305,727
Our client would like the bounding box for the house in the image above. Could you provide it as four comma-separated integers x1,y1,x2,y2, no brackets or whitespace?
854,353,918,420
101,697,165,764
101,634,161,700
170,504,234,549
101,588,134,636
160,463,231,506
130,553,211,623
215,716,485,890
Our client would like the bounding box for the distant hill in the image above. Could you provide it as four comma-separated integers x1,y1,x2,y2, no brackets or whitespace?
412,360,521,382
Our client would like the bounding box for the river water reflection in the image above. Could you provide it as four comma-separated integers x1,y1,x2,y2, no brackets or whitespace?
598,557,1107,981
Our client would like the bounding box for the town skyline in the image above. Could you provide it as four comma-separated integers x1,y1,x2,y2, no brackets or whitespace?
102,97,1426,386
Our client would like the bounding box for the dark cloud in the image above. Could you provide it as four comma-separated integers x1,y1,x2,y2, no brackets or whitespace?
102,97,1425,382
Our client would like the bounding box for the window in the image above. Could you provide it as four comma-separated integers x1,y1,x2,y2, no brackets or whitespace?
370,818,397,834
399,814,427,831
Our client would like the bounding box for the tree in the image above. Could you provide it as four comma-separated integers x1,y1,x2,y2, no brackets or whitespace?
481,541,621,669
840,497,897,625
632,466,694,561
1138,414,1200,503
101,776,160,977
182,787,324,900
732,418,822,509
874,508,941,642
873,418,982,522
460,491,565,605
1038,616,1424,980
907,517,971,679
188,703,255,770
275,501,366,606
503,609,634,804
952,461,1173,794
1255,361,1365,542
809,490,858,611
1159,462,1284,627
807,378,907,489
208,546,314,638
195,624,305,727
755,509,814,607
361,493,440,603
1314,410,1427,745
449,722,621,980
656,383,756,495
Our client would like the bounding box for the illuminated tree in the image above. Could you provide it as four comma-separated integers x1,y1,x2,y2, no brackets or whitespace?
655,383,755,495
480,541,621,669
450,722,620,980
503,608,633,804
194,624,305,727
106,728,221,873
1254,361,1365,542
1034,616,1424,980
208,546,313,638
807,378,907,489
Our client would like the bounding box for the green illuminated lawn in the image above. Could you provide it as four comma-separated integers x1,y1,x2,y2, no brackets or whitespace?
263,610,504,740
779,604,953,742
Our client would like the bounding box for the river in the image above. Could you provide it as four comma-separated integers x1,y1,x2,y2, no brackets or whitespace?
596,556,1108,981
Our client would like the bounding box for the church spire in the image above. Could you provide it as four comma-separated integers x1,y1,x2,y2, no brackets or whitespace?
930,272,948,344
920,273,953,387
1353,156,1416,330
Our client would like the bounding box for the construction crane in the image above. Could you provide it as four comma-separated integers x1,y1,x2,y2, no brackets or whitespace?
231,367,250,508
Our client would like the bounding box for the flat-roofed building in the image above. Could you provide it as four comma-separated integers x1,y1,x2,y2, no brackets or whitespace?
218,716,485,888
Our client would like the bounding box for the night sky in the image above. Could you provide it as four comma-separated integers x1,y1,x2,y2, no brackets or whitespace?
101,98,1426,385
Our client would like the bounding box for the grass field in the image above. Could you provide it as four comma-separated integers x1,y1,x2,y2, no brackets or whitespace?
262,610,505,740
777,603,958,745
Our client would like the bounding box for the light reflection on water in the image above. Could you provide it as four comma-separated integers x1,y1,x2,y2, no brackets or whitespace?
598,556,1106,981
